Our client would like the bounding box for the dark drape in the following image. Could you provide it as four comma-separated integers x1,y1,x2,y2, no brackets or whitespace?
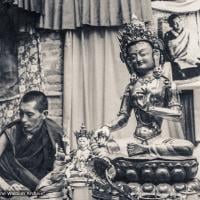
6,0,42,13
180,90,196,144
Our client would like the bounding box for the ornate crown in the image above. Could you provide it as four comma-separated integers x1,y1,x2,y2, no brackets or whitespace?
74,123,93,139
118,19,164,63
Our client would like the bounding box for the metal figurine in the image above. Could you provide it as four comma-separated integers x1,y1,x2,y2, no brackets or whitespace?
92,19,200,200
95,19,194,157
65,125,94,200
65,124,93,178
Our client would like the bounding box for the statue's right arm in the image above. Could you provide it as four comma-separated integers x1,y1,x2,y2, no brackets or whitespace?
106,114,130,132
95,85,133,138
107,85,133,132
92,86,132,156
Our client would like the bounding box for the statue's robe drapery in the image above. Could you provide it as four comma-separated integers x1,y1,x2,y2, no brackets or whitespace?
0,118,64,191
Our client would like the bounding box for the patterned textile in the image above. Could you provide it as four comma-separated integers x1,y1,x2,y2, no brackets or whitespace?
0,34,46,130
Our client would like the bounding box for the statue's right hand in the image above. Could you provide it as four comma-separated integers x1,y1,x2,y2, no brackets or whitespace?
94,126,110,140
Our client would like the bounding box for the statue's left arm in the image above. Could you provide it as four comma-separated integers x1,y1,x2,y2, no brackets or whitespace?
147,81,182,121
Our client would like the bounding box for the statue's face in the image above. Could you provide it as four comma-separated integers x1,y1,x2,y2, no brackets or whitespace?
19,101,44,133
126,41,155,75
171,17,183,33
77,137,89,149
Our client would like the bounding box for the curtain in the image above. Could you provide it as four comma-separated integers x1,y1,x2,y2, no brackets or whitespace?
63,28,132,148
0,34,46,130
38,0,152,30
4,0,153,30
194,89,200,141
180,90,196,144
152,0,200,13
4,0,152,30
63,28,184,150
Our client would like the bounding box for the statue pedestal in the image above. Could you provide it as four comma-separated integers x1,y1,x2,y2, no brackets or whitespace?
92,155,200,200
68,177,93,200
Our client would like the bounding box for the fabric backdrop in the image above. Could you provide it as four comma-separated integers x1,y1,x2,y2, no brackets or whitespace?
152,0,200,13
63,28,184,149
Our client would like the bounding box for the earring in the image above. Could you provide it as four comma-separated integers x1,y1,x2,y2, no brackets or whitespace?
130,73,138,84
152,49,163,78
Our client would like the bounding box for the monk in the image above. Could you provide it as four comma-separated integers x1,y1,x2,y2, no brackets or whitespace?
0,91,65,191
164,14,200,80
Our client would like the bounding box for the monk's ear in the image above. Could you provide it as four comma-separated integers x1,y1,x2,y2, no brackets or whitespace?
42,110,48,119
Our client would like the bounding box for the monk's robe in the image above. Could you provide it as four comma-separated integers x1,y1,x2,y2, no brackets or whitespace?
164,29,199,70
0,118,64,191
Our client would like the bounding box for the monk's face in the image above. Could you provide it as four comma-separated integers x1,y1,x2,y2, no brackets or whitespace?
127,41,155,75
19,100,45,133
171,17,183,33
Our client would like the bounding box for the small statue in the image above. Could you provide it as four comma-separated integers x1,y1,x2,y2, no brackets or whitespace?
65,124,93,178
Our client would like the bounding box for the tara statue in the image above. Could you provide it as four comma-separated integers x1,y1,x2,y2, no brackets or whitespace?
92,20,199,199
94,20,194,158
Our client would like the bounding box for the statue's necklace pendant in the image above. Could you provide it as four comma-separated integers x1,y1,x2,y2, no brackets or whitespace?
138,76,155,85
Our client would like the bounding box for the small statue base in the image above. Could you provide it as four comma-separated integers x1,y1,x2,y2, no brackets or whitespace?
68,177,93,200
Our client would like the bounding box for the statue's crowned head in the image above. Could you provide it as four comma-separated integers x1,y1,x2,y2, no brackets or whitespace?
118,19,164,77
74,124,92,149
74,124,92,140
